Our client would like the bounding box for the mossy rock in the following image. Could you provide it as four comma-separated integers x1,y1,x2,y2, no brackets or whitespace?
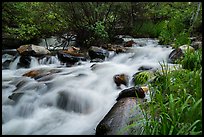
133,71,154,86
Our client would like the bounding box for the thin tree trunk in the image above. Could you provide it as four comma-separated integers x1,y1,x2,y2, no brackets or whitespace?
189,2,201,33
190,2,201,27
130,2,134,28
193,2,201,25
104,3,113,26
45,38,49,49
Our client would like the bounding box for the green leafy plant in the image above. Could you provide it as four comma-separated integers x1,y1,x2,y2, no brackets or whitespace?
180,48,202,71
134,71,154,86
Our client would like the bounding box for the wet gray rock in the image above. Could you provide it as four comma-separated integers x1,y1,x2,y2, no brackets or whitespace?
116,86,145,101
138,65,153,71
22,68,62,80
168,48,184,63
17,55,31,68
8,92,24,102
168,45,195,63
2,60,12,69
57,50,86,65
88,46,109,60
95,97,145,135
113,74,129,87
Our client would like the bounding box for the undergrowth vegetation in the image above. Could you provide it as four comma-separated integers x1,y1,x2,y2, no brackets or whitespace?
141,60,202,135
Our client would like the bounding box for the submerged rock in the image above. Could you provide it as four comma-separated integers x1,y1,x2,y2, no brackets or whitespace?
8,92,24,102
95,97,145,135
23,69,41,78
56,91,91,114
22,68,62,80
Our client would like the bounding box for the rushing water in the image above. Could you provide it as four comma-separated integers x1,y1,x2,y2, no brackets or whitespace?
2,38,177,135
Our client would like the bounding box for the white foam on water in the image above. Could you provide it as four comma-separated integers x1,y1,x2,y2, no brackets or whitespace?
2,38,176,135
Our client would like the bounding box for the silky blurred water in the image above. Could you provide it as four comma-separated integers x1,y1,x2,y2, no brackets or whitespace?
2,38,176,135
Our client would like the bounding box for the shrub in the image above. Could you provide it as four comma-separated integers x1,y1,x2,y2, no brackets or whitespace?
132,20,164,38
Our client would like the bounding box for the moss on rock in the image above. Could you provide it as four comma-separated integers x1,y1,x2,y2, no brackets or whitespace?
133,71,154,86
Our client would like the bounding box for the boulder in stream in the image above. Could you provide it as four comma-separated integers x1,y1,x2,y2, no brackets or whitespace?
17,55,31,68
2,54,15,69
95,97,145,135
168,45,194,63
57,50,86,65
113,74,129,87
116,86,146,101
102,44,128,54
124,40,136,47
17,44,51,57
112,36,124,44
88,46,109,60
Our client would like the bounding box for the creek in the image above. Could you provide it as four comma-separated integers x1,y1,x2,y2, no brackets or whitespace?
2,38,177,135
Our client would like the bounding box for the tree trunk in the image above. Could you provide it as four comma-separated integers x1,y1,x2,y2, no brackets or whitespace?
44,38,49,50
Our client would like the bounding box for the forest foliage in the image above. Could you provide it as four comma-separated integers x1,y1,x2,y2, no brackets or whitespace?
2,2,202,48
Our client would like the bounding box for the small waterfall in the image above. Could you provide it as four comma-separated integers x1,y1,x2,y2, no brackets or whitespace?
30,57,39,68
9,56,20,70
2,38,176,135
7,55,61,70
39,56,60,65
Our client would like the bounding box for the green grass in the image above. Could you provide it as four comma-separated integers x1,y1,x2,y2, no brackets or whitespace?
180,48,202,71
141,61,202,135
121,58,202,135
